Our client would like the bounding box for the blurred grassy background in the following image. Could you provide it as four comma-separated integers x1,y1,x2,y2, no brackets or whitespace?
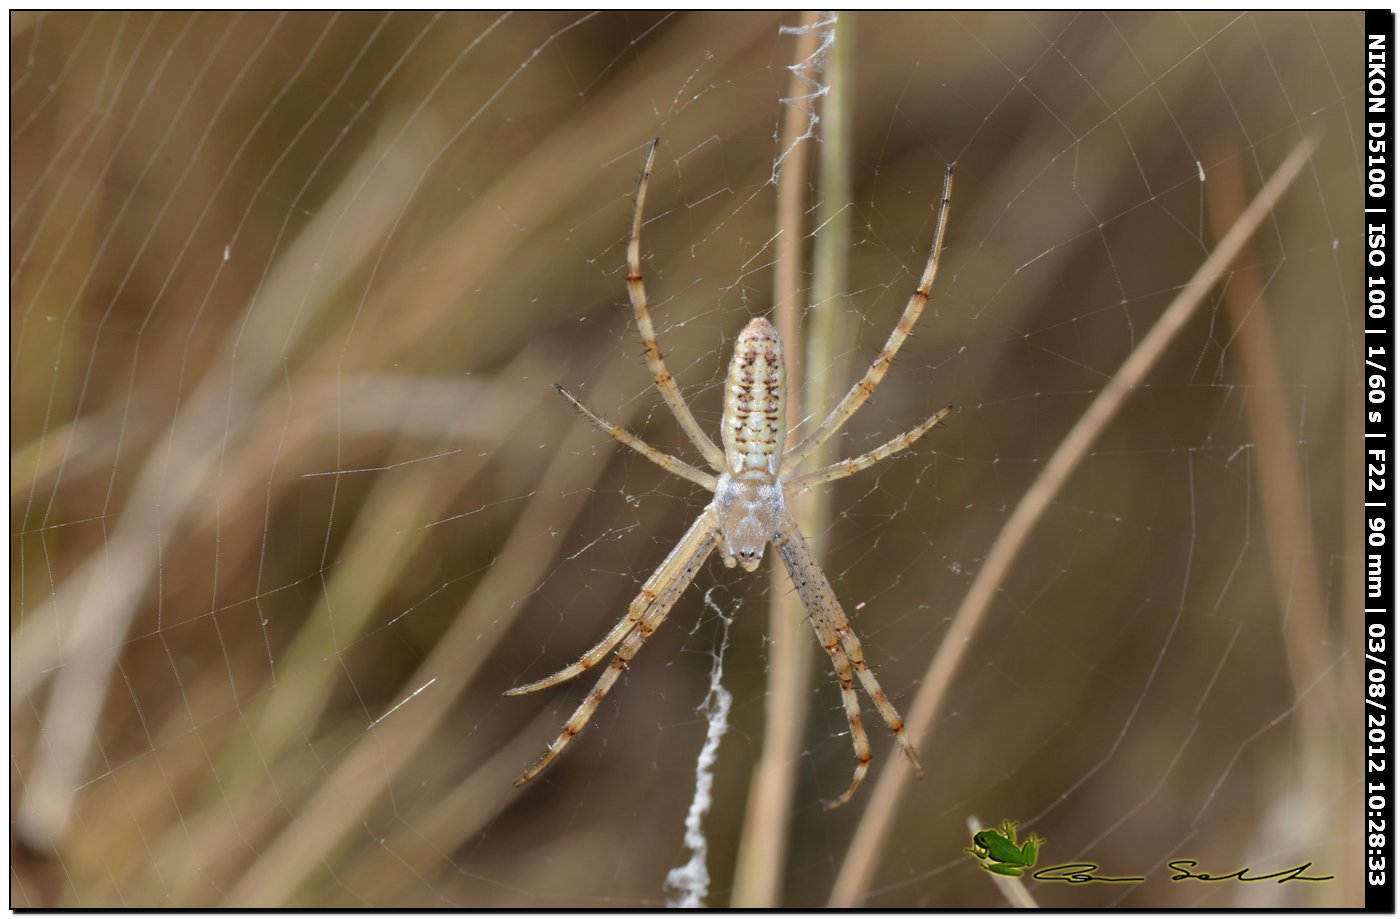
11,11,1362,907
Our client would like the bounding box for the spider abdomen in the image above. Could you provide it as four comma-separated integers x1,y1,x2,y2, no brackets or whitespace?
722,317,785,477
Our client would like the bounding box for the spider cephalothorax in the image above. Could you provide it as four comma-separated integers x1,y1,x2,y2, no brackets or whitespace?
508,139,955,808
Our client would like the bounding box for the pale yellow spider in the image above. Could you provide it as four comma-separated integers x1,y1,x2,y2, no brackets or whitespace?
508,139,955,809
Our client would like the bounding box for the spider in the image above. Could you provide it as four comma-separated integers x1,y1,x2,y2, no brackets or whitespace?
508,139,955,809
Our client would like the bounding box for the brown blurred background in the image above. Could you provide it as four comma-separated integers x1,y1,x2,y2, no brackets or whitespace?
11,11,1363,907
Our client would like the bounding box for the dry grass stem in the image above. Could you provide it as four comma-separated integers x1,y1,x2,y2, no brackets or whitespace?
830,135,1319,907
730,10,825,908
1205,150,1355,898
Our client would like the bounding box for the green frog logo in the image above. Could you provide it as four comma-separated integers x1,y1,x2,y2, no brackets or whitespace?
964,820,1044,877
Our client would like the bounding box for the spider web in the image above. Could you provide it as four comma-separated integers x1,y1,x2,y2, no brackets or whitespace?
10,11,1365,908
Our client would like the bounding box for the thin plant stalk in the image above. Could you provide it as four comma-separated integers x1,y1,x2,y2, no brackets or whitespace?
829,135,1318,907
1206,149,1354,896
732,10,844,908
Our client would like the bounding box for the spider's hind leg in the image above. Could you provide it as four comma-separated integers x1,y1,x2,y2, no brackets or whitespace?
773,514,924,807
836,621,924,776
818,637,874,811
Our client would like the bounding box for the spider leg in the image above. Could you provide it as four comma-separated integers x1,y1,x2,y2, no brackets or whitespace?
773,515,923,809
627,139,728,474
513,511,719,786
781,164,954,476
785,403,955,494
832,607,924,776
506,511,719,696
816,626,873,810
554,384,717,491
